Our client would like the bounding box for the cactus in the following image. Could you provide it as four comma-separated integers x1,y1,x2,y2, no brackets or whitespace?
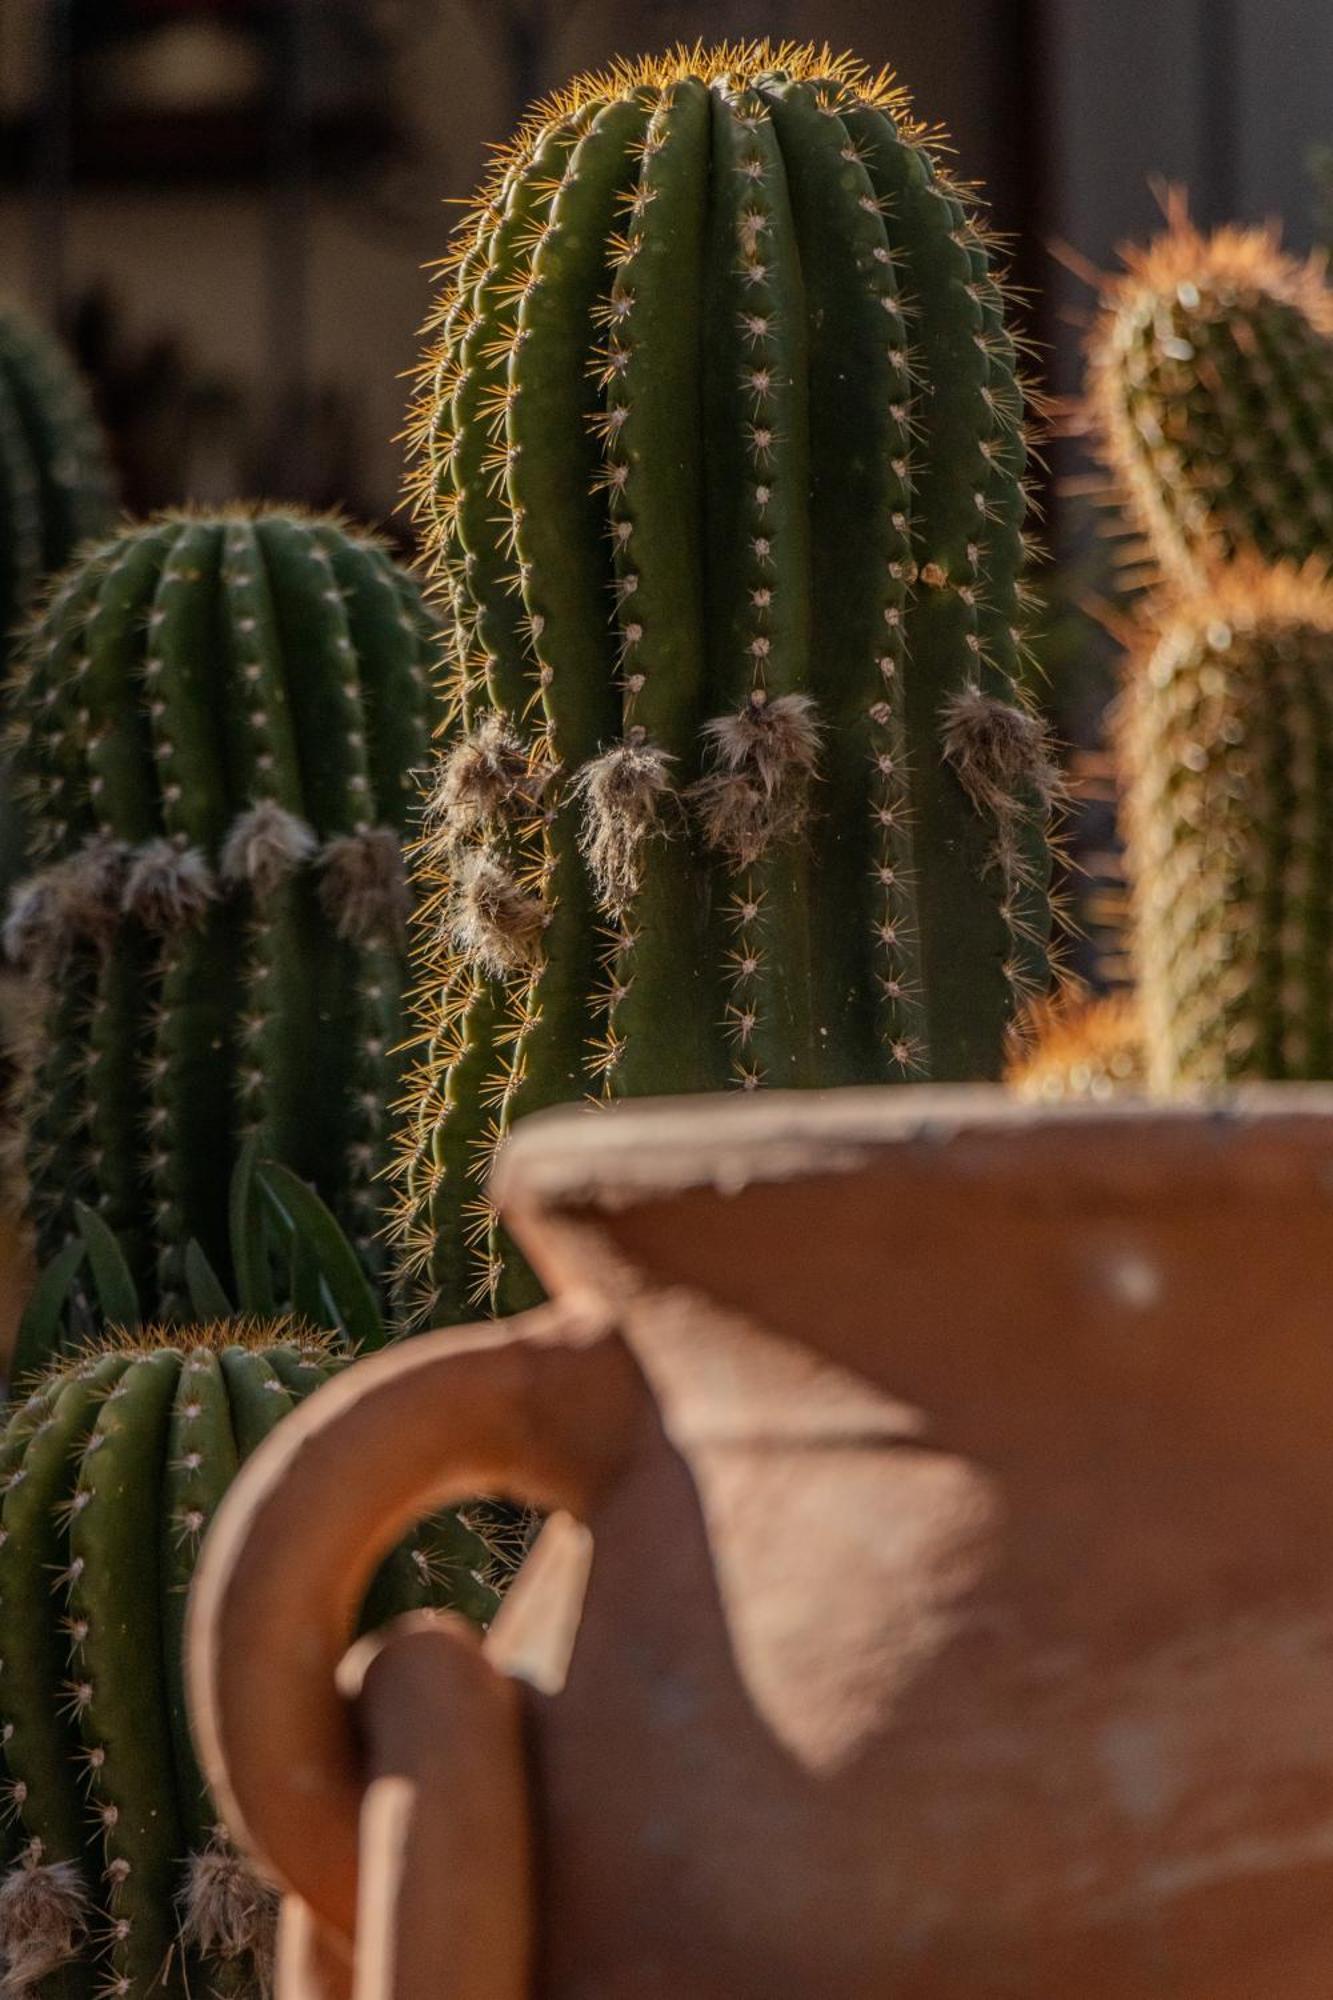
1008,992,1144,1101
1087,200,1333,587
0,305,115,889
0,1321,496,2000
3,509,441,1320
0,305,113,672
1118,564,1333,1089
395,41,1058,1323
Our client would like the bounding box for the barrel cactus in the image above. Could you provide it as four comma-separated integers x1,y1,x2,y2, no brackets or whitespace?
3,509,440,1317
0,305,113,666
396,41,1059,1322
1119,565,1333,1089
0,1321,494,2000
1088,200,1333,586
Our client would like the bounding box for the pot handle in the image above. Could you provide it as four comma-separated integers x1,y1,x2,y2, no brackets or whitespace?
186,1304,642,1940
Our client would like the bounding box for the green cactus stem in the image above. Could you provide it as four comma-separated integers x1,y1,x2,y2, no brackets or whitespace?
394,40,1058,1324
4,509,440,1321
0,306,113,677
1087,198,1333,587
0,1321,497,2000
1119,564,1333,1089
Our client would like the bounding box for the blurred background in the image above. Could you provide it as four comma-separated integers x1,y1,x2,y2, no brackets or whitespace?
0,0,1329,981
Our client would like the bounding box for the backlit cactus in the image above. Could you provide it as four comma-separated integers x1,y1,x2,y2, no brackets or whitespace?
4,510,440,1316
1008,992,1144,1101
0,305,113,666
396,41,1058,1322
1088,201,1333,586
1119,566,1333,1089
0,1322,493,2000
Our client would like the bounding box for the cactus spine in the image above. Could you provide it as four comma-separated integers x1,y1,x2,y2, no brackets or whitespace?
1119,566,1333,1089
0,306,113,668
5,511,439,1316
0,1322,492,2000
1008,993,1144,1101
1088,202,1333,586
397,42,1057,1324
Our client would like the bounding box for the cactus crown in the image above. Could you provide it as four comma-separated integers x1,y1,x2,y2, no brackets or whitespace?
1087,195,1333,586
1118,560,1333,1089
4,506,440,1319
0,1320,493,2000
395,39,1057,1324
0,304,113,654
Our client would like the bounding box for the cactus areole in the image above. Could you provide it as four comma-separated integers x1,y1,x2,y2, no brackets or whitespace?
396,43,1057,1321
4,509,440,1319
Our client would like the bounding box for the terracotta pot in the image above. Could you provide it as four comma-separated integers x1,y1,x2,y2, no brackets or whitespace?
188,1087,1333,1999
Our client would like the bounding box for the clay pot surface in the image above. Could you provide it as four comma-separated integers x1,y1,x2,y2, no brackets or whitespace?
188,1087,1333,1998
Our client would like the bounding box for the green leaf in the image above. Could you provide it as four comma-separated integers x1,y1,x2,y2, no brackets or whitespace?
229,1134,274,1315
184,1240,234,1322
73,1202,140,1330
287,1224,335,1332
11,1241,86,1384
256,1161,382,1352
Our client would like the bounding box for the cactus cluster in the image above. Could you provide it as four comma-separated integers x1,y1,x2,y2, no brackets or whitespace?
1088,209,1333,1085
0,307,113,669
395,41,1058,1323
0,1321,493,2000
4,509,441,1317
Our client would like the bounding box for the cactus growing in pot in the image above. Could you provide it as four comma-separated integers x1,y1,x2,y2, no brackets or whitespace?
1087,200,1333,587
0,1320,495,2000
1118,564,1333,1090
395,40,1059,1323
4,509,440,1319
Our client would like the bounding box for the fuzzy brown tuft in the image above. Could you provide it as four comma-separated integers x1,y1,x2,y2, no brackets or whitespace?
0,1856,88,1996
425,713,545,844
318,828,411,946
220,802,318,897
446,849,546,976
178,1837,278,1997
941,687,1061,822
571,735,676,911
122,839,216,933
3,839,128,972
690,692,822,866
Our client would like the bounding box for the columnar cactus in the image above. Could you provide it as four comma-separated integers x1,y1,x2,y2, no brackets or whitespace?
1119,565,1333,1089
0,1322,494,2000
396,42,1058,1322
1088,201,1333,586
0,306,113,666
4,510,440,1315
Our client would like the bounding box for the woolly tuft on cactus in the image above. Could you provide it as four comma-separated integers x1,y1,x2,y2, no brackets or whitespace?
1087,196,1333,586
1119,563,1333,1090
3,508,441,1317
0,1320,495,2000
395,40,1058,1323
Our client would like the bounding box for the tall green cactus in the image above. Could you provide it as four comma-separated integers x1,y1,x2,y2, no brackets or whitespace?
1088,201,1333,586
4,510,440,1317
0,305,113,666
0,1321,494,2000
1119,565,1333,1089
394,42,1058,1324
